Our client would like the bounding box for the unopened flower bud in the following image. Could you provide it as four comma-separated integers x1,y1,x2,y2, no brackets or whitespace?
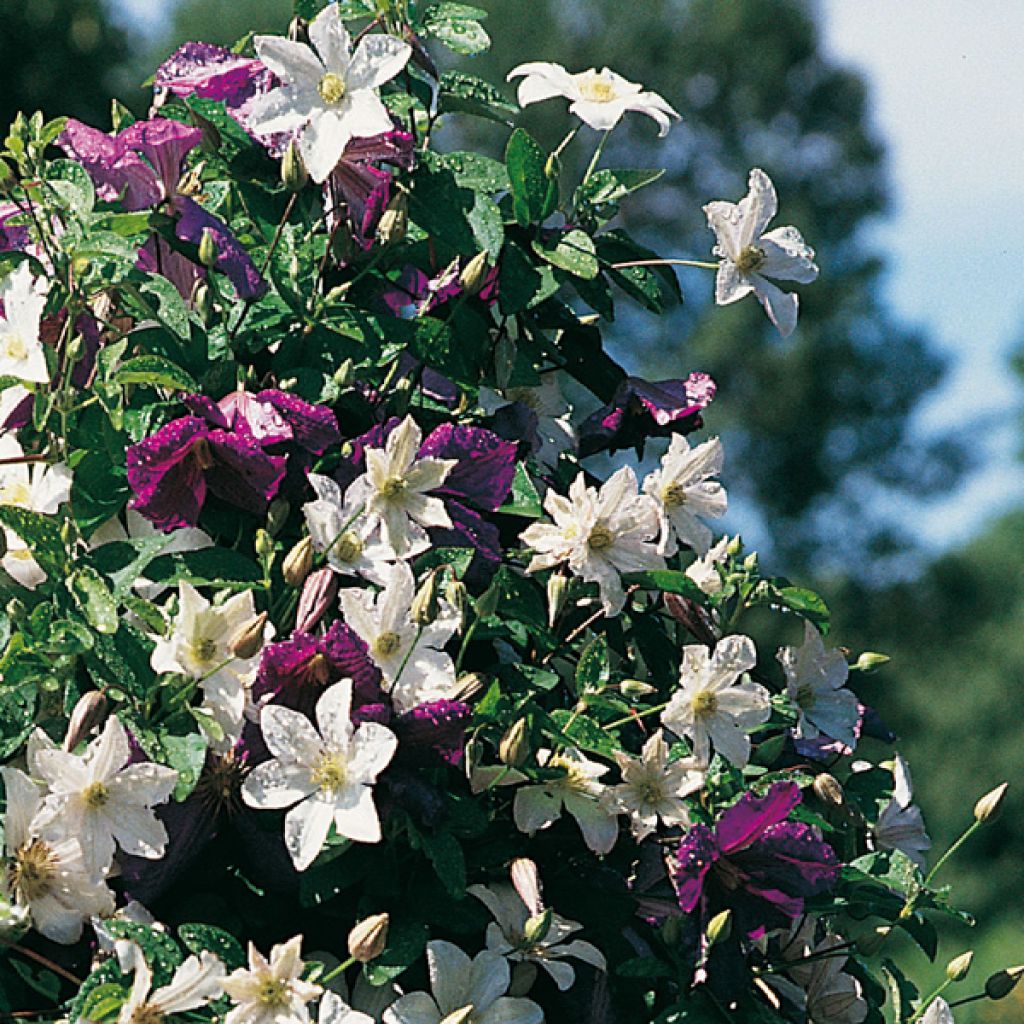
445,579,468,620
856,925,891,957
706,909,732,947
510,857,542,912
266,498,290,536
619,678,657,699
255,528,275,561
499,718,530,768
191,279,214,323
411,569,443,627
985,965,1024,1000
546,572,569,629
325,283,351,304
332,358,354,389
282,140,308,193
452,672,484,701
974,782,1008,824
522,908,552,947
347,912,389,963
65,335,84,365
459,251,490,297
230,612,268,660
295,568,338,633
282,536,314,587
376,191,408,246
6,598,25,621
543,153,560,180
63,691,108,751
742,552,758,572
946,950,974,982
813,773,845,808
726,535,743,557
198,227,218,269
853,651,890,672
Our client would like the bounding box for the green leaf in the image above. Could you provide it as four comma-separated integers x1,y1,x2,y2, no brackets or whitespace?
294,0,331,18
615,956,674,979
421,829,467,897
178,923,246,970
69,566,119,634
532,229,599,279
597,231,681,312
576,167,665,208
161,732,208,801
506,129,555,227
498,463,543,517
75,982,129,1024
497,241,559,314
71,452,130,538
549,708,620,757
363,919,429,985
113,355,198,392
435,150,510,192
140,273,192,340
775,585,830,627
144,547,262,588
0,683,36,759
623,569,706,601
45,159,95,216
467,193,504,256
0,505,67,580
407,165,477,254
576,635,611,693
102,920,183,984
438,71,518,125
67,963,128,1024
420,2,490,54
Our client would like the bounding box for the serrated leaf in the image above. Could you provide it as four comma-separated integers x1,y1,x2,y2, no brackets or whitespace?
113,355,197,392
532,228,598,279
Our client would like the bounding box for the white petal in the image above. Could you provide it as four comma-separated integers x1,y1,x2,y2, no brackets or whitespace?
714,261,754,306
254,35,324,86
285,794,336,870
427,941,473,1015
738,168,778,248
315,679,354,751
309,3,352,73
345,35,412,92
332,786,382,844
301,108,351,184
242,758,317,810
260,704,323,765
751,275,800,337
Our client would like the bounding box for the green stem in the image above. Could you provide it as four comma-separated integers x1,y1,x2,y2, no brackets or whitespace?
925,820,983,886
605,702,668,730
320,955,358,985
580,131,610,188
907,981,951,1024
610,257,720,271
552,126,580,161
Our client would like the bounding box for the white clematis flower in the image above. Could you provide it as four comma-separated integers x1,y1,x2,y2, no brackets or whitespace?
1,766,114,944
339,561,460,711
704,168,819,337
920,999,954,1024
249,5,411,183
605,730,705,841
151,583,269,752
507,61,679,136
642,434,727,557
303,472,398,585
0,263,49,383
223,936,322,1024
778,620,859,750
29,716,177,877
513,747,619,856
872,753,931,871
346,416,456,558
662,635,770,768
0,434,72,588
521,466,664,617
478,374,575,468
685,536,731,596
384,940,543,1024
118,942,226,1024
242,680,398,870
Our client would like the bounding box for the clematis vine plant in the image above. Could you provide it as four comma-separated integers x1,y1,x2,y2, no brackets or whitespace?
0,3,1013,1024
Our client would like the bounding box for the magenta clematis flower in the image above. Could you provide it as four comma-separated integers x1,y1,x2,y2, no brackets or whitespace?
59,117,266,300
126,415,286,531
669,782,839,941
155,41,270,111
578,372,716,457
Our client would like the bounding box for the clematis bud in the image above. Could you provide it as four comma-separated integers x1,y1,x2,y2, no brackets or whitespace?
946,950,974,982
282,140,308,193
63,690,108,751
376,191,408,246
332,359,354,389
452,672,484,701
499,718,530,768
255,528,275,561
282,536,314,587
546,572,569,629
295,568,338,633
510,857,542,914
705,909,732,946
347,912,389,963
522,908,553,947
813,773,845,808
459,251,490,297
5,598,25,621
619,679,656,698
985,965,1024,1000
198,227,218,269
267,498,290,536
411,569,443,627
974,782,1008,823
445,580,468,621
726,535,743,557
230,612,268,660
853,651,890,672
191,280,214,324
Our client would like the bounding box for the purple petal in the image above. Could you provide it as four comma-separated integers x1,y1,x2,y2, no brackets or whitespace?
670,824,718,913
122,118,202,199
734,821,840,901
205,425,286,514
70,313,101,389
341,129,416,171
0,201,30,252
138,235,204,300
331,160,392,247
183,392,231,430
429,501,502,586
715,782,802,855
59,119,160,211
155,41,270,108
394,700,471,765
419,423,517,511
321,620,384,706
395,352,462,410
255,389,341,454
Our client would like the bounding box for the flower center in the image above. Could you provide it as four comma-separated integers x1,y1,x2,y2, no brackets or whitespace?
307,652,331,686
691,689,719,717
0,332,27,361
83,781,110,808
577,72,618,104
310,751,347,792
0,480,31,506
373,631,402,658
713,855,744,891
196,750,247,817
318,72,347,105
129,1006,166,1024
588,523,615,551
637,778,667,806
191,437,216,471
735,245,766,274
332,531,363,563
661,482,688,508
257,977,291,1008
378,475,407,500
12,839,58,902
192,636,219,665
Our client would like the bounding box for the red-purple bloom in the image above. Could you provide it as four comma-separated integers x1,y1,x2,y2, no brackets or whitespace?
670,782,839,941
578,372,716,457
155,41,270,111
126,415,286,531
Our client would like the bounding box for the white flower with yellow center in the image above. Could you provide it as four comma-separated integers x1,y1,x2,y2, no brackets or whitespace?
872,753,931,871
605,730,705,841
661,635,770,768
303,472,397,585
507,61,679,136
345,416,456,559
685,536,731,596
513,747,619,856
242,679,398,871
118,942,226,1024
339,561,460,712
223,936,322,1024
151,583,269,752
521,466,664,616
29,716,177,878
778,620,859,750
0,263,49,383
704,168,819,338
249,5,411,183
642,434,727,557
0,434,72,588
1,766,114,944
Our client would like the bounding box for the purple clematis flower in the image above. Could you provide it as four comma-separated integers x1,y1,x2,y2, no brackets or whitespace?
669,782,839,941
0,202,31,252
578,372,716,457
59,117,266,300
126,415,286,531
155,41,271,111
